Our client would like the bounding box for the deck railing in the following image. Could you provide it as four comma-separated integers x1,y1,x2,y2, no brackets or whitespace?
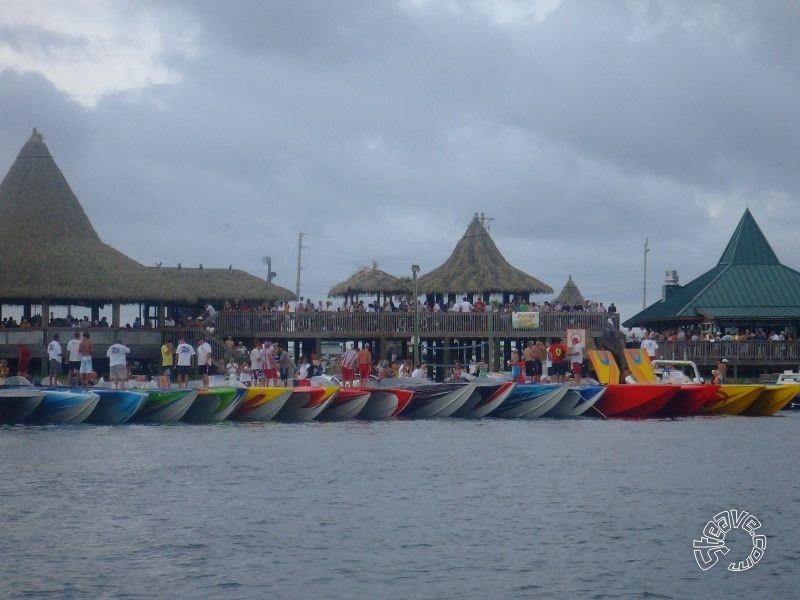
654,340,800,366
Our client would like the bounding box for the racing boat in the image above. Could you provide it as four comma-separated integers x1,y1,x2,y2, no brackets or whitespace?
85,389,148,424
318,387,371,421
357,387,414,420
230,386,293,421
545,385,606,417
273,386,337,422
741,383,800,416
491,383,568,419
133,388,199,423
594,384,680,419
28,389,100,424
182,386,245,423
395,382,476,419
451,381,515,419
702,385,765,415
0,387,45,424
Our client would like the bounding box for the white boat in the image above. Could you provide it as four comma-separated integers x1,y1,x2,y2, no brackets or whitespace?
546,385,606,417
491,383,569,419
391,381,476,419
358,387,414,420
0,388,45,424
28,389,100,424
273,386,337,422
451,381,515,419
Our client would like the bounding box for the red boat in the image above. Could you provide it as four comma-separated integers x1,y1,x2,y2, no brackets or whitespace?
357,387,414,420
658,384,720,417
595,384,680,418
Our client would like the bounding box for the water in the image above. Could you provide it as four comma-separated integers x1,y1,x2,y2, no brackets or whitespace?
1,415,799,599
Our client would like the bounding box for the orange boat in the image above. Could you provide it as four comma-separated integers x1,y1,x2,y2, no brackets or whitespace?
703,385,764,415
742,383,800,416
659,384,720,417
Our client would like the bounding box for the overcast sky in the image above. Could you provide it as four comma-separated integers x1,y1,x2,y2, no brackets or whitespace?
1,0,799,321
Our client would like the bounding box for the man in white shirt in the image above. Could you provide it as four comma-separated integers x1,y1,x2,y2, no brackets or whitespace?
640,334,659,361
66,331,81,384
175,336,196,387
569,337,584,383
411,363,427,378
106,338,131,389
47,333,63,386
197,335,213,389
460,296,473,312
250,343,264,384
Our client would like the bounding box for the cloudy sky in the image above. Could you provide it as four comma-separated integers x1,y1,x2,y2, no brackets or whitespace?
1,0,799,321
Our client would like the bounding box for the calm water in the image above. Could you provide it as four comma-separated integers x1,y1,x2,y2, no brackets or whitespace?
1,414,799,599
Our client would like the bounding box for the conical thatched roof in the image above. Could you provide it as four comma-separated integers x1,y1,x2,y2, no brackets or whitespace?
329,261,410,297
153,266,295,303
554,275,585,305
417,214,553,295
0,129,193,304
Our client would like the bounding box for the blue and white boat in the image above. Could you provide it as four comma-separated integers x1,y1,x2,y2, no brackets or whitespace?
490,383,568,419
545,385,606,417
29,389,100,424
85,389,148,424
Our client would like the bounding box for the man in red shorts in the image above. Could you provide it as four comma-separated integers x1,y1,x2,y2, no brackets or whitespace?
357,342,373,386
340,343,358,387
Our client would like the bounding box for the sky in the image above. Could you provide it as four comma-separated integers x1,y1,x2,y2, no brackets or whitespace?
1,0,799,323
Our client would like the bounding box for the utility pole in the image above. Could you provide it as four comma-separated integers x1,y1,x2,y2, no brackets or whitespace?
295,233,307,305
262,256,276,282
643,238,650,310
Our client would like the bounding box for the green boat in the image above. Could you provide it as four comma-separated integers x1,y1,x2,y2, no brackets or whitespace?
181,386,245,423
133,389,199,423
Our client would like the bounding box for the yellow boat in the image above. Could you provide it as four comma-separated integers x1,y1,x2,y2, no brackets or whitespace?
742,383,800,416
230,386,293,421
703,384,765,415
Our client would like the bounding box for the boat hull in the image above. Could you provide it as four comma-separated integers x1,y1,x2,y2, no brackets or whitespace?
134,389,199,423
29,390,100,424
658,384,719,418
492,384,568,419
318,388,371,421
0,388,44,424
357,388,413,419
230,387,293,421
742,384,800,416
546,385,606,417
85,389,148,424
274,386,337,422
452,381,515,419
703,385,765,415
182,387,245,423
401,383,475,419
595,385,679,418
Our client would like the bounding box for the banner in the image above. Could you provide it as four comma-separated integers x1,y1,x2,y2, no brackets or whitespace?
512,311,540,329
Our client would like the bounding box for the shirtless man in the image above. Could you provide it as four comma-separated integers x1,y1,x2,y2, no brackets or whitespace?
522,341,537,383
357,343,373,386
78,332,93,386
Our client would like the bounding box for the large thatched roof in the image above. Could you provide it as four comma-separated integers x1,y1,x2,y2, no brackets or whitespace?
329,262,410,297
418,214,553,295
0,129,193,304
554,275,585,305
153,266,295,304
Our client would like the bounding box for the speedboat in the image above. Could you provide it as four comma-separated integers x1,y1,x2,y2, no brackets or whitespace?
230,387,293,421
545,385,606,417
357,387,414,420
133,388,199,423
491,383,569,419
451,381,515,419
0,387,45,424
658,384,720,417
742,383,800,416
393,381,476,419
594,384,680,419
182,386,245,423
318,387,371,421
702,385,765,415
28,389,100,424
85,389,148,424
273,386,337,422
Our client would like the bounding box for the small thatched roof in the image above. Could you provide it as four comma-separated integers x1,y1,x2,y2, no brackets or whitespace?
418,214,553,295
554,275,585,306
153,266,296,304
0,129,193,304
329,261,410,297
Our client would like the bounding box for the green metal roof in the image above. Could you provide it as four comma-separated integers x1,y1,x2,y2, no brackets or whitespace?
624,210,800,326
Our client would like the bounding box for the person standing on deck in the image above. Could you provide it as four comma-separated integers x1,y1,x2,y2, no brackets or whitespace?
175,337,195,387
106,338,131,389
340,343,358,387
713,358,728,384
78,332,93,386
357,342,373,386
547,338,568,383
641,332,659,361
250,342,264,385
569,335,584,384
47,334,63,386
18,345,31,379
263,342,278,387
197,335,213,389
522,341,537,383
276,344,292,386
66,332,81,385
161,340,174,384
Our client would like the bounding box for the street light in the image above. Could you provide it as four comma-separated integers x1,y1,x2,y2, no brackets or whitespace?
412,264,421,366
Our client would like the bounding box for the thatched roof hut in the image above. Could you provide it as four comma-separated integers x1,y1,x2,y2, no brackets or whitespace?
153,266,295,304
329,262,410,298
417,214,553,296
0,129,192,304
554,275,585,306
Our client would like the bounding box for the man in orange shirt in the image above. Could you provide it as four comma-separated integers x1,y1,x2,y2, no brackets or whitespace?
357,342,373,386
